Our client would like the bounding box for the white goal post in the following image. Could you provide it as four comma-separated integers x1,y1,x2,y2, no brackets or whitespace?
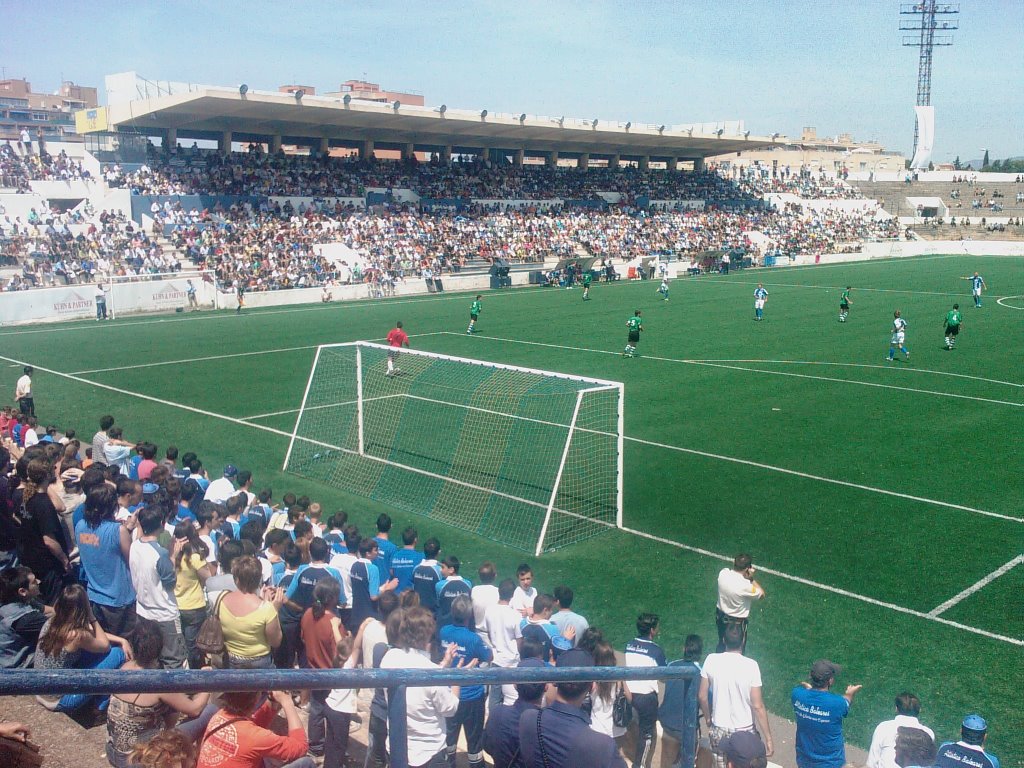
283,341,624,555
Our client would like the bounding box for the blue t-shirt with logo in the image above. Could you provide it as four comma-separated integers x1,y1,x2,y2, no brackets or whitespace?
792,686,850,768
439,623,492,700
391,548,424,593
75,518,136,608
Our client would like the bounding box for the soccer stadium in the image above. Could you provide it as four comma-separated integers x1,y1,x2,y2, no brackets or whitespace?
1,4,1021,768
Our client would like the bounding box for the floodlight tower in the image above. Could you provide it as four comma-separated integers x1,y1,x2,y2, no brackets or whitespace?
901,2,958,157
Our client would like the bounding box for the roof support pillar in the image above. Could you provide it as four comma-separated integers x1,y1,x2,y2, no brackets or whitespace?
513,149,524,167
667,156,678,171
402,143,415,161
270,135,283,154
442,146,453,164
361,140,375,161
639,155,649,171
693,157,705,172
319,137,330,155
164,127,177,149
546,150,559,167
609,154,620,169
578,153,589,170
218,130,232,155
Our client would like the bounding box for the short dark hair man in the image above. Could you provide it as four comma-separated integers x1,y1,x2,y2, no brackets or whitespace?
867,692,934,768
792,660,861,768
715,553,765,653
660,634,704,768
936,714,999,768
518,649,627,768
720,730,768,768
15,367,34,416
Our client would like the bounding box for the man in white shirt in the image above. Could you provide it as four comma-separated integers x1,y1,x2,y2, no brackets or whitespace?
204,464,239,503
470,562,500,634
483,579,523,707
22,417,39,448
14,366,34,416
716,553,766,653
867,692,934,768
699,623,774,768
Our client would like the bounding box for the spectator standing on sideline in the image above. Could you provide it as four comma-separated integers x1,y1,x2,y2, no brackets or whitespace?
18,458,73,605
76,484,137,637
518,648,627,768
716,554,765,653
92,415,115,468
15,366,34,416
659,634,703,768
792,660,862,768
440,595,491,768
551,584,589,647
624,612,666,768
894,728,936,768
509,564,537,617
936,714,1000,768
471,561,500,634
483,578,523,707
373,513,398,584
129,505,187,669
867,692,934,768
391,526,423,594
204,464,239,504
483,658,546,768
700,623,774,768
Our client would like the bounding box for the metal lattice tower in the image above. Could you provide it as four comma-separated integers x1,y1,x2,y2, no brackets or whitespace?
901,2,958,156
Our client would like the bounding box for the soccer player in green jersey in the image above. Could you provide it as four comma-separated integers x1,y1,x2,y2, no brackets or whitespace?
582,271,593,301
944,303,963,349
839,286,852,322
467,295,482,334
624,310,643,357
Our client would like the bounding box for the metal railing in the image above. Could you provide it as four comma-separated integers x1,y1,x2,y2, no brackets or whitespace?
1,665,697,768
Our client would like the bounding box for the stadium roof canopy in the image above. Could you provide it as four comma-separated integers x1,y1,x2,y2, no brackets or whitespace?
99,87,775,161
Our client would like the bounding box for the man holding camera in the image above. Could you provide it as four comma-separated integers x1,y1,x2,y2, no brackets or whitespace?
715,554,765,654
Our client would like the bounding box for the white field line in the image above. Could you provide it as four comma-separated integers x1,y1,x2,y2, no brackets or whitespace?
67,332,448,375
446,333,1024,409
238,394,406,422
1,351,1019,646
926,554,1024,618
996,295,1024,310
622,526,1023,647
687,359,1023,389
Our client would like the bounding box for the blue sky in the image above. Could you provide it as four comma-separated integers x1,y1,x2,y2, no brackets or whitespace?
3,0,1022,161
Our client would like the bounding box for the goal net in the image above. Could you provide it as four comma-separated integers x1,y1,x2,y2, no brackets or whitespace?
283,342,623,555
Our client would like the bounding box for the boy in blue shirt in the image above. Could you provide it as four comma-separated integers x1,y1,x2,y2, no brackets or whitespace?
440,595,491,768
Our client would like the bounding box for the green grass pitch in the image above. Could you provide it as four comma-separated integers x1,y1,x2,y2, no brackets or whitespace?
3,253,1022,761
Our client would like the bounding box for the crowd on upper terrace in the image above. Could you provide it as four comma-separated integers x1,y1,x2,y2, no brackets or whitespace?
0,143,91,191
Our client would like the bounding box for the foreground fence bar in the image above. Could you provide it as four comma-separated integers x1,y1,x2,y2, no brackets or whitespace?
0,666,697,768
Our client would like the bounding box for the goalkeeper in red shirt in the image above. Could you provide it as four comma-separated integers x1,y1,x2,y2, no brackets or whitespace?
386,321,410,376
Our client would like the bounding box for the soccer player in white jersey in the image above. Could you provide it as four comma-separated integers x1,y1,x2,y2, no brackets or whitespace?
887,310,909,361
753,284,768,321
656,277,670,301
960,272,986,308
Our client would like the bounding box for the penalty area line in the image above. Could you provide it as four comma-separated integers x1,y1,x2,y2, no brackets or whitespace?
622,526,1023,647
927,554,1024,618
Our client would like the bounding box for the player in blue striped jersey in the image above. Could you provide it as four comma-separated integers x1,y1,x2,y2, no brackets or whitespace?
753,284,768,321
961,272,986,307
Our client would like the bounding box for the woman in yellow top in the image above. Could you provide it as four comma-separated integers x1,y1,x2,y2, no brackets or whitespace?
219,556,285,669
172,522,212,670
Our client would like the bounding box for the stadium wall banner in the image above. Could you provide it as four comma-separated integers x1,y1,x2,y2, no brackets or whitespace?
646,200,705,210
910,106,935,170
268,196,365,210
0,278,217,326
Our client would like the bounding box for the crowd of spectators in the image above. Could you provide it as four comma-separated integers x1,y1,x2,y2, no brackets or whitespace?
0,207,179,291
1,142,91,191
0,395,1004,768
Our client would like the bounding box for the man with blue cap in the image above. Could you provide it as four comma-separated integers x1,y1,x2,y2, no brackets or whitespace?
936,714,999,768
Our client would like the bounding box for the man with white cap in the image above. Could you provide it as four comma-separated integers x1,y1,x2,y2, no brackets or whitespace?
936,714,1000,768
